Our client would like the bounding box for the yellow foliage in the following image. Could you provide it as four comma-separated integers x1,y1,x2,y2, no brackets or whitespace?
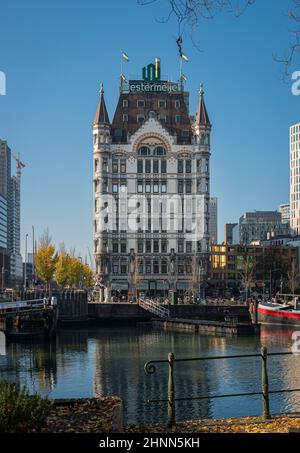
54,254,94,289
55,253,71,288
35,243,58,286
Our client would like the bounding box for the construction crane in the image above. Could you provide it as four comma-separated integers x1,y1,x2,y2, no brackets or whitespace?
12,152,25,183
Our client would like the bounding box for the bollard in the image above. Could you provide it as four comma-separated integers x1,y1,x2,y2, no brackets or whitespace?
261,346,271,419
167,352,175,428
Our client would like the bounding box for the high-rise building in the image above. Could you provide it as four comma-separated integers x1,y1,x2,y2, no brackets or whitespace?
209,197,218,244
0,140,10,288
9,176,22,285
290,123,300,234
93,59,211,301
224,223,238,245
0,139,23,287
278,203,290,226
235,211,290,245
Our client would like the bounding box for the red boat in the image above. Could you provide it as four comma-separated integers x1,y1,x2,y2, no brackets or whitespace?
254,298,300,326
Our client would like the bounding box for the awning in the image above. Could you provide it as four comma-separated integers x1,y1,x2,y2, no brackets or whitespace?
177,281,189,290
138,281,149,290
111,282,129,290
156,281,169,290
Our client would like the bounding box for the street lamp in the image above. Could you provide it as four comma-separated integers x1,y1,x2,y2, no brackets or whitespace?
269,268,281,299
24,233,28,291
78,256,83,289
1,252,5,293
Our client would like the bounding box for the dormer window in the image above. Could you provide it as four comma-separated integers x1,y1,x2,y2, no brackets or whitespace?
137,100,145,108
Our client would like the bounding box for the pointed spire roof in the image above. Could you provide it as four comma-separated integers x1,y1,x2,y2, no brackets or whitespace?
94,83,110,125
196,83,211,128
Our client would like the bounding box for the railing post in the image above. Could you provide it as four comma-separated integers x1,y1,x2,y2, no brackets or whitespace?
254,299,258,325
167,352,175,428
261,346,271,419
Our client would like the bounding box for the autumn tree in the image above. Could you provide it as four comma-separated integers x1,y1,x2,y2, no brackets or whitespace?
55,252,71,289
34,229,58,293
81,263,94,288
55,253,94,289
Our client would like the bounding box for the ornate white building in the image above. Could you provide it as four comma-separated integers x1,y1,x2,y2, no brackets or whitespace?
93,61,211,301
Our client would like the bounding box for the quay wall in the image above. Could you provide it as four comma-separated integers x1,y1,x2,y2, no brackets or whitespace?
88,303,251,322
11,293,251,323
152,318,258,336
19,291,88,322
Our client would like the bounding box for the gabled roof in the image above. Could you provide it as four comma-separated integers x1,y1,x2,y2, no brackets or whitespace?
196,83,211,127
94,83,110,125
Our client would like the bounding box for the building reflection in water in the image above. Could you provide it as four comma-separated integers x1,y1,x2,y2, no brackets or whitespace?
92,327,215,424
0,325,300,424
0,340,57,394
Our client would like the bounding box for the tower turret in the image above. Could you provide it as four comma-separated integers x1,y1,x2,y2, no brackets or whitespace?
93,84,111,299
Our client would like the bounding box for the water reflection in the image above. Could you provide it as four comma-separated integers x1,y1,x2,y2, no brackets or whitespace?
0,325,300,424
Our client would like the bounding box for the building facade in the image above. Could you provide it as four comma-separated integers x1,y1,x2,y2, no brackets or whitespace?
224,223,238,245
290,122,300,234
278,203,290,226
210,244,298,290
234,211,290,245
209,197,218,244
0,139,23,287
93,60,211,301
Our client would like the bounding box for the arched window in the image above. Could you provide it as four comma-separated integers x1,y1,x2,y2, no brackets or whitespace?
153,146,166,156
138,146,151,156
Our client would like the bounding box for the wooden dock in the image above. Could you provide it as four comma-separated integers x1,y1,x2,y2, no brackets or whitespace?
0,299,57,339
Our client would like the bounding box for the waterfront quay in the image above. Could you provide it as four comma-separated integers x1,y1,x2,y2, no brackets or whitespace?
0,290,257,340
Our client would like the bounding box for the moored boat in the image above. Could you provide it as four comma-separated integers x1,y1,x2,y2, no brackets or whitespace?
254,297,300,326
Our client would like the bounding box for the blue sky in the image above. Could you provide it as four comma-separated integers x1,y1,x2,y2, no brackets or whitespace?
0,0,298,259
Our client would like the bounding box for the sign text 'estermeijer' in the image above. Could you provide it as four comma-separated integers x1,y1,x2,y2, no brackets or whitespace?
129,59,180,93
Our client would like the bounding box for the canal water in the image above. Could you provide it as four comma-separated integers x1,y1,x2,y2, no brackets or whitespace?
0,325,300,425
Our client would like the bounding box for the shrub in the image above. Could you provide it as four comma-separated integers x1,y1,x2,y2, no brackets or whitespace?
0,379,52,432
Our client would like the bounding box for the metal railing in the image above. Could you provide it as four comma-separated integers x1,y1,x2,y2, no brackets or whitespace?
139,298,170,319
144,348,300,427
0,298,50,315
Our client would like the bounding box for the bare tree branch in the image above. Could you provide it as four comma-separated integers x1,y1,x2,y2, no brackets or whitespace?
138,0,256,56
274,0,300,77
